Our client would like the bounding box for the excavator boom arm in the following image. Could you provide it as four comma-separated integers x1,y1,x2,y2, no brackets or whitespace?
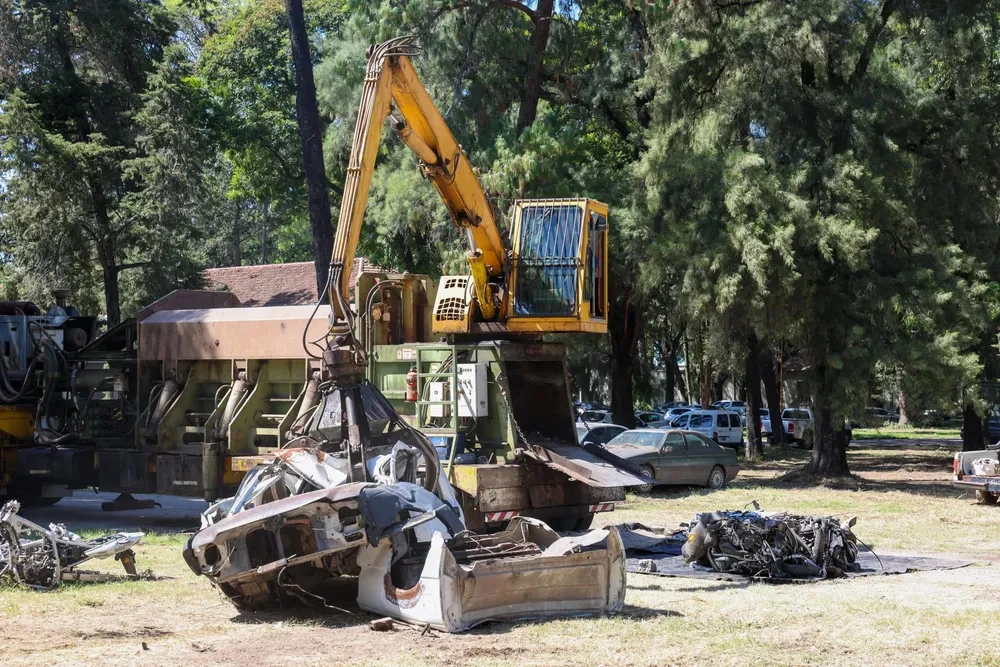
330,38,506,317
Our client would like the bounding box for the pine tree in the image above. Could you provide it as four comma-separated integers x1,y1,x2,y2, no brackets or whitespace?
638,0,1000,475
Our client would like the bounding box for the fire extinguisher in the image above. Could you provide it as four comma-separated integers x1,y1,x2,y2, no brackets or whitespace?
405,365,418,402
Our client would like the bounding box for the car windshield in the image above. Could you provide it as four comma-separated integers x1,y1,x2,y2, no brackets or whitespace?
575,425,588,440
784,409,811,420
580,411,605,422
607,431,662,448
760,408,769,417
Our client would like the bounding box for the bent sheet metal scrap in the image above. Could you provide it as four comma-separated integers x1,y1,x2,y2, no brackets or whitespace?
356,517,626,632
183,448,626,631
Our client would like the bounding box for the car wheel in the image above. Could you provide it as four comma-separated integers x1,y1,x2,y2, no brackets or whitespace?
976,490,998,505
706,465,726,490
636,465,655,494
574,513,595,530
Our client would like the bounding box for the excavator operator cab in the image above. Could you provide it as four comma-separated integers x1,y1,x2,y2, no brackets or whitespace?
506,198,608,334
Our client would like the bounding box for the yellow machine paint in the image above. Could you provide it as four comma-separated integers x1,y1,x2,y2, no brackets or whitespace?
0,406,35,489
0,406,34,441
327,36,608,336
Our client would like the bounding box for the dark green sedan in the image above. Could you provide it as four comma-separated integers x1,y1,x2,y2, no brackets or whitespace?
603,429,741,492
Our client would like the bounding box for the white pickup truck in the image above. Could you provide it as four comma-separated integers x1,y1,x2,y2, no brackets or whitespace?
761,408,815,446
952,448,1000,504
760,408,853,447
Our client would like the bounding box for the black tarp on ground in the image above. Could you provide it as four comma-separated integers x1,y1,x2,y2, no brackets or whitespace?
625,551,974,583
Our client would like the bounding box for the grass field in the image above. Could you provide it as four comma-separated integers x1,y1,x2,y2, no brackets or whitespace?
2,442,998,667
852,426,961,441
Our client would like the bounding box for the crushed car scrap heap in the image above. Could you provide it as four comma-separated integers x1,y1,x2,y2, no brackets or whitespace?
181,369,628,633
681,509,860,580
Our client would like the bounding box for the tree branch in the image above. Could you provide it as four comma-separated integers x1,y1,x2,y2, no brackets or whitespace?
116,261,151,272
849,0,899,87
490,0,536,21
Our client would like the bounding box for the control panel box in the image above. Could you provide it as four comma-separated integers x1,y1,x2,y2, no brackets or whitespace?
457,363,488,417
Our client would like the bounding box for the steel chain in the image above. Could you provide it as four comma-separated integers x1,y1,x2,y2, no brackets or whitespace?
494,370,531,447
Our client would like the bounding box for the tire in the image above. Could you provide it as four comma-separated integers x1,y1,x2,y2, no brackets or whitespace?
706,465,726,490
976,490,998,505
573,513,595,530
635,465,655,494
20,496,61,507
546,515,580,531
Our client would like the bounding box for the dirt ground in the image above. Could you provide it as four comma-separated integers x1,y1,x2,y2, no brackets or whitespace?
2,442,999,667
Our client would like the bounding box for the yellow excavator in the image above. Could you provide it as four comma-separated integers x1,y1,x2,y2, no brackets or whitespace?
290,35,640,531
327,36,609,337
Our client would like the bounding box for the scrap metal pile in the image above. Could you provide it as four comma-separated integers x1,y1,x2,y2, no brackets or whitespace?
183,379,626,632
0,500,144,589
681,510,860,580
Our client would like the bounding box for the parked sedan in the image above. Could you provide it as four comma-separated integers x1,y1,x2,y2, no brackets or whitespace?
635,410,670,428
577,409,613,424
604,429,741,493
576,424,627,447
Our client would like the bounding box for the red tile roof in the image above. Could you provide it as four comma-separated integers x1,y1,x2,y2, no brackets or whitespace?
201,259,384,307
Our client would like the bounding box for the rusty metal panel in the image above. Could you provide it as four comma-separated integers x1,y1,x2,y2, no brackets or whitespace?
155,454,204,497
526,483,623,508
477,486,530,511
139,305,333,362
137,289,241,323
524,443,649,488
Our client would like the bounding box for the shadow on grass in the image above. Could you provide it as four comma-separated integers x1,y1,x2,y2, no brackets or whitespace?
642,442,971,500
669,580,753,593
231,606,361,630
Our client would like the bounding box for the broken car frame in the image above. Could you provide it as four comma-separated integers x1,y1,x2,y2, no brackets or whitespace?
0,500,143,589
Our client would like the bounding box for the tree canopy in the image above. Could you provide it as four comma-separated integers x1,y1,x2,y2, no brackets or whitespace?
4,0,1000,473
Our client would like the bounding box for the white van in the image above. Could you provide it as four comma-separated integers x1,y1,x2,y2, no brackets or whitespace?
670,409,744,448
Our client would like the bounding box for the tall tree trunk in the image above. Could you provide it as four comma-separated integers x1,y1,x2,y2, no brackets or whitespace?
962,402,984,452
232,204,243,266
667,331,684,403
896,388,909,426
285,0,333,296
661,340,675,406
700,358,712,407
259,197,271,265
760,349,785,444
712,373,725,403
896,366,910,425
806,362,851,476
673,359,688,404
516,0,554,133
745,331,764,460
682,335,692,404
609,286,639,428
98,252,121,326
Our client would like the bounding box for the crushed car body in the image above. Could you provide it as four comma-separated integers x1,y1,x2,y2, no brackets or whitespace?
0,500,143,589
183,377,627,630
183,449,627,628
